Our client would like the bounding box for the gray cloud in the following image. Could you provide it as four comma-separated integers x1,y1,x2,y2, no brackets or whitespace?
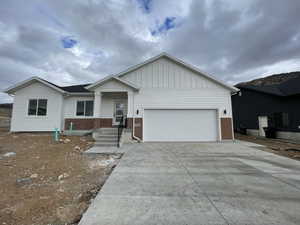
1,0,300,103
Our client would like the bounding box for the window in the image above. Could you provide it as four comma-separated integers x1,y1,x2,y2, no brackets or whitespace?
272,112,289,128
282,113,289,128
76,100,94,116
28,99,47,116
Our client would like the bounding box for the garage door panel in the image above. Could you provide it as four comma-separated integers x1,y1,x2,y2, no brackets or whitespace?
144,109,218,142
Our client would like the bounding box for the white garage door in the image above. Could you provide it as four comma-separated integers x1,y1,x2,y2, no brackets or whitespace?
144,109,218,142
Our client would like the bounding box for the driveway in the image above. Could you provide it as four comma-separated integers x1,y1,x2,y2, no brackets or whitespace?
80,141,300,225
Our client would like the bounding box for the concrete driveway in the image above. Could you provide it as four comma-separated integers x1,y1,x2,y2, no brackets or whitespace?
80,141,300,225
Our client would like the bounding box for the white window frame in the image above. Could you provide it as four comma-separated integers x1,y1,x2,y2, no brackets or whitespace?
27,98,48,117
76,100,94,117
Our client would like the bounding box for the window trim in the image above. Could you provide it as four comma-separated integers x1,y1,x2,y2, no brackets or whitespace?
27,98,48,117
76,100,94,117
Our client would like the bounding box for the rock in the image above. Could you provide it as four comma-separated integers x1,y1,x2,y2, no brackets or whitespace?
30,174,38,179
16,178,32,186
112,154,122,159
58,173,69,180
63,138,71,144
56,202,88,224
74,145,81,151
40,196,50,200
76,191,93,203
57,188,65,192
3,152,16,157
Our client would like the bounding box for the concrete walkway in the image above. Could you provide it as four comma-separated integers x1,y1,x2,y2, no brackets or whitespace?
79,141,300,225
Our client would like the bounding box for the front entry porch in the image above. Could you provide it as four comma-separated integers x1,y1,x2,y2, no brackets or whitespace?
94,92,129,129
64,76,141,141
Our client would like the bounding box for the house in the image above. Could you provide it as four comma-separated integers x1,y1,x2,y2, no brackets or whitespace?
4,53,238,142
232,72,300,140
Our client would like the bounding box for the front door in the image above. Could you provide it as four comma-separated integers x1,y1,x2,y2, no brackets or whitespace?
113,102,125,125
258,116,268,137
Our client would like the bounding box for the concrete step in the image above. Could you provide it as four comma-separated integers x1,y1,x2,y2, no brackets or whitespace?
94,136,118,141
94,137,118,142
96,128,118,134
95,132,118,136
94,134,118,139
94,142,118,147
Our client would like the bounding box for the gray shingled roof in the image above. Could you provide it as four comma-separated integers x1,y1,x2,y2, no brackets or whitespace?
40,78,91,93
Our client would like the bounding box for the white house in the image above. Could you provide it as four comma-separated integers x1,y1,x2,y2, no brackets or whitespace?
4,53,238,142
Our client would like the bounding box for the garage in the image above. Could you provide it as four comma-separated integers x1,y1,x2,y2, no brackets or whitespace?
143,109,218,142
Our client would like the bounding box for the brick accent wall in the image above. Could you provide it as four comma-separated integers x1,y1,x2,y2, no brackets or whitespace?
94,119,101,129
133,118,143,140
126,118,133,129
99,118,113,128
221,118,233,140
65,118,113,130
65,118,95,130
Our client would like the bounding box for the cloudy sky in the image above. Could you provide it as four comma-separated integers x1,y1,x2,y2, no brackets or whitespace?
1,0,300,103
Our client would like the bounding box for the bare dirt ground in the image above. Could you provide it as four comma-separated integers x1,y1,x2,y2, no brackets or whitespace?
0,129,121,225
236,133,300,161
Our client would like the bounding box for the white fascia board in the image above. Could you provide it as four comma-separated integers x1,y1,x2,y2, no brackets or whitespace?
4,76,66,94
86,76,139,91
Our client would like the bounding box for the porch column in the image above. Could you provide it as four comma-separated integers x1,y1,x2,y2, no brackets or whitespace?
94,91,102,117
127,92,134,118
93,92,102,129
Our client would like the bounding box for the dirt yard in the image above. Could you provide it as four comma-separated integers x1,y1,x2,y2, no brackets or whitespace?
0,131,121,225
236,133,300,161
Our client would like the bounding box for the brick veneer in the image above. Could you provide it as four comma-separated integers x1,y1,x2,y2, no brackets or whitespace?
65,118,113,130
65,118,95,130
220,117,233,140
95,118,113,128
64,118,135,130
133,118,143,140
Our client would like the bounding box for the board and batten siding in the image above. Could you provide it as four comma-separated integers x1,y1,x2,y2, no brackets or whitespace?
10,82,63,132
121,57,221,89
120,56,232,118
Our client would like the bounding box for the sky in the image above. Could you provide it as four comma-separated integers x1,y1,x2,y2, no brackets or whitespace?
1,0,300,103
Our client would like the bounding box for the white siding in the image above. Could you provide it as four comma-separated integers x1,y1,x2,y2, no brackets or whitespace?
121,57,221,89
94,79,134,92
63,96,95,119
120,57,232,120
93,79,133,117
63,94,127,120
11,82,63,132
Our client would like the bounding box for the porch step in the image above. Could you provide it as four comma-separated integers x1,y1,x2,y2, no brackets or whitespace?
94,136,118,142
94,142,118,147
96,128,118,135
93,128,119,147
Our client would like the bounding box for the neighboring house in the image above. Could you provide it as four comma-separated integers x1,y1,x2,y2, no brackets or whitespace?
4,53,238,142
0,103,13,118
232,73,300,140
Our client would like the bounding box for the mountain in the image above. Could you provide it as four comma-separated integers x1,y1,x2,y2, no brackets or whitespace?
237,71,300,87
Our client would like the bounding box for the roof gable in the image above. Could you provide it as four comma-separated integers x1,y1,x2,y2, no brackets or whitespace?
116,53,238,92
86,77,139,91
117,54,237,91
4,77,66,95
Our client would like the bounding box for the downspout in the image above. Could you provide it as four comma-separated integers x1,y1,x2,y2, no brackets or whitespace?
131,93,142,142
